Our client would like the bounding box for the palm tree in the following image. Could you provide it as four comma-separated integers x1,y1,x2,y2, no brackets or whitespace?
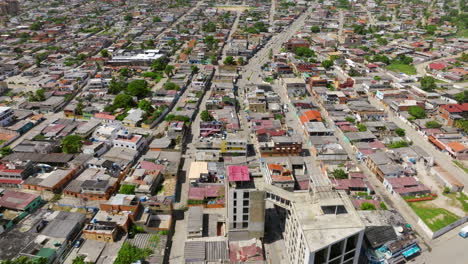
164,65,175,77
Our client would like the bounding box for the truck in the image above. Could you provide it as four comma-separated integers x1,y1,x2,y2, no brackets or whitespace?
459,225,468,238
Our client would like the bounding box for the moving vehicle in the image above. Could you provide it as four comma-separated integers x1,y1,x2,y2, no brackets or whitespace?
74,238,84,248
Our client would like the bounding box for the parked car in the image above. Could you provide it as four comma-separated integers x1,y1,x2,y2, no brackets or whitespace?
74,238,85,248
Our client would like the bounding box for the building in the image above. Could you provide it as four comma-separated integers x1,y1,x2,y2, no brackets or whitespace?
280,190,365,264
0,107,14,127
112,129,146,152
0,160,34,188
259,135,302,157
226,165,265,241
0,0,19,16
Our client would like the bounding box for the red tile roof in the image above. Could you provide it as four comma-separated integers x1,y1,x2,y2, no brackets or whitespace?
446,141,467,152
299,110,322,124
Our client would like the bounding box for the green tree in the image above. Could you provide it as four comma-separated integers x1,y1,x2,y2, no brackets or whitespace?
357,123,367,131
153,16,161,23
35,89,45,101
454,90,468,103
332,169,348,179
114,242,152,264
108,78,127,94
377,37,388,45
408,106,426,119
425,121,442,128
321,60,334,69
395,128,405,137
387,140,409,149
361,202,376,210
100,49,110,58
164,82,180,90
425,24,437,34
30,21,43,30
113,94,135,109
164,65,175,77
200,110,214,122
138,99,153,113
62,135,83,154
311,26,320,33
124,14,133,22
151,57,168,71
119,68,131,78
345,116,355,123
224,56,236,65
379,202,388,210
191,65,199,74
237,57,245,65
420,76,437,91
294,47,315,57
0,147,12,156
202,21,216,32
204,35,218,50
127,80,149,98
72,256,86,264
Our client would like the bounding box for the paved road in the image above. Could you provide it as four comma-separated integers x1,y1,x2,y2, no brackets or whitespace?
368,96,468,188
414,225,468,264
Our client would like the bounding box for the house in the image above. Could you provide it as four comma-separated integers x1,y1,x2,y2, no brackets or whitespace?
23,169,76,193
0,160,34,188
259,135,302,156
0,107,14,127
383,177,431,197
439,103,468,126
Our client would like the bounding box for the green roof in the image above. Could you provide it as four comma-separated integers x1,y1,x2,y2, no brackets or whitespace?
36,248,56,259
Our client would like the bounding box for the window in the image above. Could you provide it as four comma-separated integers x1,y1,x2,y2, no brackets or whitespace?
242,222,248,228
346,234,358,252
243,200,249,206
314,248,328,264
243,192,249,199
243,208,248,214
233,201,237,206
243,215,248,221
233,223,237,228
330,240,345,259
233,192,237,199
233,215,237,221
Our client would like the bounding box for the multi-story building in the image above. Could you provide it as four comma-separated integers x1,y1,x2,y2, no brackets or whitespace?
280,189,365,264
226,165,265,241
0,160,34,188
0,107,14,127
259,135,302,156
112,129,146,151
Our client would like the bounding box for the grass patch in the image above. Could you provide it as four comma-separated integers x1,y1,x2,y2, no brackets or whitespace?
444,192,468,212
408,202,460,231
453,160,468,173
385,64,417,75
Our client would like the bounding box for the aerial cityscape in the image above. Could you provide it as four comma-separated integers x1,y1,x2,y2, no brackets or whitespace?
0,0,467,263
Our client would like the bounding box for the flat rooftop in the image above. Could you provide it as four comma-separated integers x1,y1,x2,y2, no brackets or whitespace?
292,191,365,253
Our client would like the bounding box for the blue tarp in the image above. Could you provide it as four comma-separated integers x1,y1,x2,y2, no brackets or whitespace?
402,245,420,258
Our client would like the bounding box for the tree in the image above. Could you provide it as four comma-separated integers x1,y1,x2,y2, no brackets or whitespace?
191,65,199,74
30,21,43,30
420,76,437,91
0,147,12,156
360,202,376,210
100,49,110,58
119,68,131,78
379,202,388,210
425,24,437,34
62,135,83,154
311,26,320,33
153,16,161,23
345,116,355,123
224,56,236,65
387,140,409,149
376,37,388,46
124,14,133,22
127,80,150,98
72,256,86,264
200,110,214,122
321,60,334,69
294,47,315,57
425,121,442,128
352,24,366,34
164,82,180,90
35,89,45,101
395,128,406,137
108,78,127,94
393,54,413,65
114,242,152,264
119,184,136,195
138,99,153,113
113,94,135,109
408,106,426,119
357,123,367,131
454,90,468,103
202,22,216,32
164,65,175,77
204,35,218,50
332,169,348,179
151,57,168,71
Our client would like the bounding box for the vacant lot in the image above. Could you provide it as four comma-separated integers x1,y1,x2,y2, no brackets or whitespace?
408,201,460,231
386,64,417,75
444,192,468,213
